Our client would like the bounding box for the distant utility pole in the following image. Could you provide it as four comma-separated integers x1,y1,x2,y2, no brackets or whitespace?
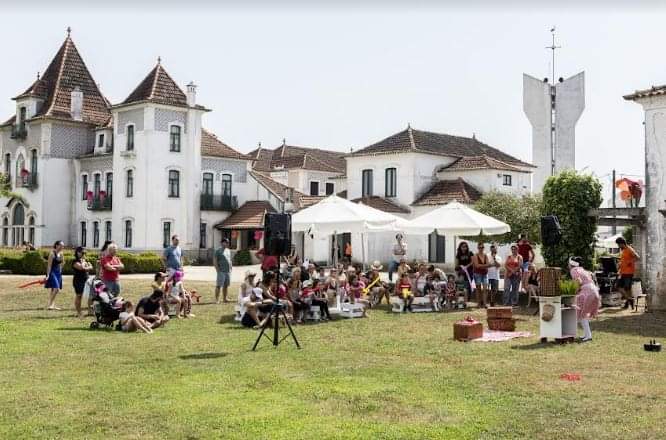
612,169,617,235
546,26,561,87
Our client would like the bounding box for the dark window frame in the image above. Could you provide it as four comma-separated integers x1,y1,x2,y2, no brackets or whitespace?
362,169,373,197
168,170,180,198
80,221,87,247
93,221,99,248
82,174,89,200
170,125,181,152
200,222,207,249
385,167,397,198
163,222,171,248
125,220,132,248
309,181,319,196
325,182,335,196
126,125,135,151
126,170,134,198
105,221,112,242
221,173,232,197
202,172,214,196
503,174,512,186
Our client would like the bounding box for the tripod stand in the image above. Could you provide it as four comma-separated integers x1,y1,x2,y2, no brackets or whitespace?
252,298,301,351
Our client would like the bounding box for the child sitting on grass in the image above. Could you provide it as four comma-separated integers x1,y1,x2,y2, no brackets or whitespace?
170,271,195,318
119,301,153,333
397,272,414,312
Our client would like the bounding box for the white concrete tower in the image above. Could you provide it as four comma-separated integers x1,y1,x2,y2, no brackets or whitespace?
522,30,585,192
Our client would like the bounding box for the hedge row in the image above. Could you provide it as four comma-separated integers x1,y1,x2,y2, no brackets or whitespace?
0,250,163,275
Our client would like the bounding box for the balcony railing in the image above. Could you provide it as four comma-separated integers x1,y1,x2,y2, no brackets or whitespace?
10,124,27,140
16,172,38,190
87,195,113,211
200,194,237,211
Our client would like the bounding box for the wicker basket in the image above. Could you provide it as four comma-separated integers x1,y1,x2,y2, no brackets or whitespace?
538,267,562,297
487,318,516,331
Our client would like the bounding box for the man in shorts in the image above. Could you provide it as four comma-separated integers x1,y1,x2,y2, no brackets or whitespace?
214,238,232,303
616,237,640,309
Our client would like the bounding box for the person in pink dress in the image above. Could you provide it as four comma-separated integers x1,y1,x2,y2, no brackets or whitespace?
569,256,601,342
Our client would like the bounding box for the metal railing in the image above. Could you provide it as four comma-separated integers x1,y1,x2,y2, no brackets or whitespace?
10,124,27,140
87,195,113,211
16,172,38,189
200,194,238,211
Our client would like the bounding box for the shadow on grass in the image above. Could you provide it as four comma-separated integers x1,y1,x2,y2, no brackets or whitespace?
594,311,666,338
217,315,238,325
179,352,229,360
0,307,53,313
511,341,575,350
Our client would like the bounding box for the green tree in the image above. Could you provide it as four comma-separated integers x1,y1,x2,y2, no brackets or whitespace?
541,170,603,269
0,173,10,198
472,191,542,245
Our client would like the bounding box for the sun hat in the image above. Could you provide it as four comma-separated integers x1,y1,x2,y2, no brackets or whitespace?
303,280,313,288
371,260,383,271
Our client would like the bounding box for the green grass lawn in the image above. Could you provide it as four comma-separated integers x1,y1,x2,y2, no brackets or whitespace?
1,277,665,440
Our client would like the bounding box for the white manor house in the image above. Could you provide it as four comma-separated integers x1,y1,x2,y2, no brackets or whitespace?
0,32,534,266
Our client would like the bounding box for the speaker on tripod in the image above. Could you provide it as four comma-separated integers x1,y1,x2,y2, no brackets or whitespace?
541,215,562,246
264,213,292,257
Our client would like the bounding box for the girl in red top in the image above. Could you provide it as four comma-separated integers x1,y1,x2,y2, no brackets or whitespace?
397,272,414,312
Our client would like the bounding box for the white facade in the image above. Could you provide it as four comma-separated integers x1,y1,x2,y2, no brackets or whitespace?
523,72,585,192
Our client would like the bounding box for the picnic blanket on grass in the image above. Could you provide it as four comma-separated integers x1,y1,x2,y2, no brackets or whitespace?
472,330,532,342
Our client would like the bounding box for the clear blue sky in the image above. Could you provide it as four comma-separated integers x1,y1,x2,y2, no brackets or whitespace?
2,3,664,179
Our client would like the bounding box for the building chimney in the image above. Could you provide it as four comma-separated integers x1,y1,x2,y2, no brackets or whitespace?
71,86,83,121
186,81,197,107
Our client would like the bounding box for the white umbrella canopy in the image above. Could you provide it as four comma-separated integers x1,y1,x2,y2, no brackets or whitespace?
408,201,511,236
598,234,623,249
291,195,398,235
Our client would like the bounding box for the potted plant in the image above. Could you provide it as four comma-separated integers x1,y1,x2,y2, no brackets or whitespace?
559,279,578,306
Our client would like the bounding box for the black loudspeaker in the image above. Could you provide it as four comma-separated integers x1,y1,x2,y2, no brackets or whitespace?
264,213,292,256
541,215,562,246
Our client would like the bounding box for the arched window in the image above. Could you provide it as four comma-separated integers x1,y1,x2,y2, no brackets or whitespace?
16,154,25,185
12,203,25,246
2,217,8,246
4,153,10,179
202,172,214,196
222,173,232,197
105,221,112,242
80,222,87,247
93,173,101,197
28,216,35,245
81,174,89,200
168,170,180,198
126,170,134,198
106,172,113,197
30,149,38,175
170,125,181,152
12,204,25,226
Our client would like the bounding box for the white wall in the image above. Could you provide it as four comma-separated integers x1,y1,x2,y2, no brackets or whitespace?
437,169,531,196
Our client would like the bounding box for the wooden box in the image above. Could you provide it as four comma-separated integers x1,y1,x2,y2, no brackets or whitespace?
487,307,512,319
454,320,483,341
487,318,516,331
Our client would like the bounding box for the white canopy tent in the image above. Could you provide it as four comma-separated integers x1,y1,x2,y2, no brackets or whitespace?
408,201,511,236
291,195,403,266
597,234,623,250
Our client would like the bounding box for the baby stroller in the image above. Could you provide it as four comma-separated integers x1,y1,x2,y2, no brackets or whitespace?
88,279,123,330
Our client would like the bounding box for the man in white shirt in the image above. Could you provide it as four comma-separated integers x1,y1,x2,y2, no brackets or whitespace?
389,234,407,282
487,244,502,306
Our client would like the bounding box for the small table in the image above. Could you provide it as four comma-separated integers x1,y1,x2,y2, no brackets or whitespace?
538,296,577,343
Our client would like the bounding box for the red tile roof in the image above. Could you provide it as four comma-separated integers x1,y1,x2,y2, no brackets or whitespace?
438,155,528,173
121,61,205,110
248,143,346,174
201,129,249,160
249,170,321,211
215,201,275,230
412,178,482,206
624,85,666,101
352,196,410,214
12,35,111,126
350,126,533,168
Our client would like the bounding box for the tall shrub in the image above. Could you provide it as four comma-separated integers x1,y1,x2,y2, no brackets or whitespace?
541,170,603,269
473,191,542,245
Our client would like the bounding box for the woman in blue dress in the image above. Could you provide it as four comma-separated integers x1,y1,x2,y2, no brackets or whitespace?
45,240,64,310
